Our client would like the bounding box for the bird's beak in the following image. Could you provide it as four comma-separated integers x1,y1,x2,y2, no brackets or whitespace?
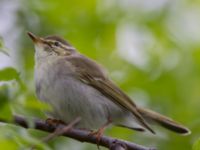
27,32,43,44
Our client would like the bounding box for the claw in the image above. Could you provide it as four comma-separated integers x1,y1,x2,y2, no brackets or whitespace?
89,127,105,149
45,118,66,128
88,119,112,149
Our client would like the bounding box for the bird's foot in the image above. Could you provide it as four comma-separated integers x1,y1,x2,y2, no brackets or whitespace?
89,127,105,150
88,119,112,149
45,118,66,128
89,127,104,141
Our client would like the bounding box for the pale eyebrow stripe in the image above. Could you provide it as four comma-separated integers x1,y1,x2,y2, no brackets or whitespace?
45,39,54,43
60,43,76,50
46,39,76,50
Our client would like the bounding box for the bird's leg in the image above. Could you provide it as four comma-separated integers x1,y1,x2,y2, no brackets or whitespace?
89,118,112,148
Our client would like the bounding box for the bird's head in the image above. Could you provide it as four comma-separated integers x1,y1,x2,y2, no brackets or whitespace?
27,32,76,59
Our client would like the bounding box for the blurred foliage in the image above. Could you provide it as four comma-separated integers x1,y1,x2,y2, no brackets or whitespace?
0,125,51,150
0,85,12,121
0,37,9,56
0,0,200,149
0,67,19,81
193,138,200,150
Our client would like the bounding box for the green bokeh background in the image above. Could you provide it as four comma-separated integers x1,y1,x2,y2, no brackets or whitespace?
0,0,200,149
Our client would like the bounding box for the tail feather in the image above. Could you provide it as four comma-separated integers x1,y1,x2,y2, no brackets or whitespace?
138,107,191,135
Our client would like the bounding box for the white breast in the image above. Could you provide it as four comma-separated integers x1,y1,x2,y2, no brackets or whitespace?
35,58,125,129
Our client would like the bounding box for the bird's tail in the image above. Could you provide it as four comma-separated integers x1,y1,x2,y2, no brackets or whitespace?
137,107,191,135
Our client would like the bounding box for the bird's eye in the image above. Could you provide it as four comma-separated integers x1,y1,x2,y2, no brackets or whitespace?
54,41,59,46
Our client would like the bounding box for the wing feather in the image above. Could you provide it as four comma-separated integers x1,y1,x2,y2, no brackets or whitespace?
67,55,155,133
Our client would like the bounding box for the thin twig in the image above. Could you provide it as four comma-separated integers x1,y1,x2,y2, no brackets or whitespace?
0,115,156,150
42,117,81,142
110,141,127,150
30,117,81,150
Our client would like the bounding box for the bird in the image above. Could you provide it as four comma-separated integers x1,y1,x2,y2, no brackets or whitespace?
27,31,190,138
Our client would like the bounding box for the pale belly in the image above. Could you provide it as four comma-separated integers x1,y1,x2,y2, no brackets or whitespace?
35,69,126,129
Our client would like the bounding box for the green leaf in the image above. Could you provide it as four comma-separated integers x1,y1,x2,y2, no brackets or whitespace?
0,103,12,121
24,99,52,111
0,139,18,150
0,37,9,56
193,138,200,150
0,67,19,81
0,85,13,121
0,37,4,48
0,125,51,150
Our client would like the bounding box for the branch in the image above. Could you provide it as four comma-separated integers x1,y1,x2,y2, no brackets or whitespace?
0,115,156,150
